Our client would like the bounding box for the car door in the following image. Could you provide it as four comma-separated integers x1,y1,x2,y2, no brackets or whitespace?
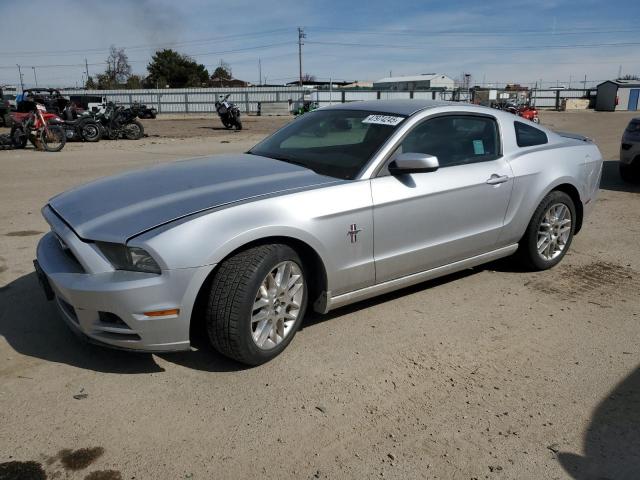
370,113,514,283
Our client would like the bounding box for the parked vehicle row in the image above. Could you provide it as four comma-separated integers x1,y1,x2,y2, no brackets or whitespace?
492,101,540,123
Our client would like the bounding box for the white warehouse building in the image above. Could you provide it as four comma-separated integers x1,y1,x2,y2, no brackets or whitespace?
373,73,455,91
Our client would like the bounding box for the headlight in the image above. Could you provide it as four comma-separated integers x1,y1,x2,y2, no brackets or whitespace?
96,242,161,274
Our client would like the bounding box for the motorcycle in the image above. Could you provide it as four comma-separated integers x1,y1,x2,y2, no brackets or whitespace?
294,100,318,117
91,102,145,140
10,103,66,152
134,102,157,119
47,105,101,142
215,94,242,130
518,105,540,124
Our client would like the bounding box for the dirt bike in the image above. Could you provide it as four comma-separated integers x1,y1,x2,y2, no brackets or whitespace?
215,94,242,130
10,104,66,152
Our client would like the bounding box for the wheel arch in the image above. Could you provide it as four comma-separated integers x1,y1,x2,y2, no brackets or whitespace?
189,235,329,346
551,182,584,234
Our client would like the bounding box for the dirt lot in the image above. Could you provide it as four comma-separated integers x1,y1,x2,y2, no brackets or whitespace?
0,111,639,480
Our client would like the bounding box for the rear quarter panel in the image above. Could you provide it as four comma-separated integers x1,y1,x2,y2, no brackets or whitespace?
498,122,603,245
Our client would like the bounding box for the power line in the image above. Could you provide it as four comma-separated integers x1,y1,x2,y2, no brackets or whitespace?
306,40,640,51
0,28,292,57
306,26,640,37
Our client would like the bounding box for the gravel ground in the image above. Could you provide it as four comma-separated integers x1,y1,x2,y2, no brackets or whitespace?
0,111,639,480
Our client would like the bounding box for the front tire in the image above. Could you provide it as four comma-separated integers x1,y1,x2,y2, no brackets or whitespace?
519,191,576,271
80,121,101,142
40,125,66,152
206,244,307,365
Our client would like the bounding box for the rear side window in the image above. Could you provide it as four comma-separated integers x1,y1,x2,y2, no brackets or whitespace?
515,121,548,147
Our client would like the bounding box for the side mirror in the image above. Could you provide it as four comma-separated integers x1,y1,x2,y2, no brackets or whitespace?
388,153,439,175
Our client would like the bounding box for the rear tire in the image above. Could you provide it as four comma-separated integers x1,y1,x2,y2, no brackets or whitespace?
519,191,576,271
10,125,27,149
123,120,144,140
205,244,307,365
234,119,243,131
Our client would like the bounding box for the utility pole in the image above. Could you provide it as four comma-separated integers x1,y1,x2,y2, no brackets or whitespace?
85,58,90,80
298,27,306,87
583,74,587,91
16,64,24,91
32,67,38,87
258,58,262,86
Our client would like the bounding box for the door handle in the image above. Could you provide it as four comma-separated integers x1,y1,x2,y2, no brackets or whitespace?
486,174,509,185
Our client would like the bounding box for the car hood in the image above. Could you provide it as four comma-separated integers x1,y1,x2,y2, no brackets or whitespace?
48,153,341,243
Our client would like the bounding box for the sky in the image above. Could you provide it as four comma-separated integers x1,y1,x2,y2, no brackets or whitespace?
0,0,639,89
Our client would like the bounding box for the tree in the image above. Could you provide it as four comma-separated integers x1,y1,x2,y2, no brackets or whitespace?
618,74,640,81
146,49,209,88
212,66,232,80
105,45,132,84
125,74,145,89
302,73,316,82
85,76,97,89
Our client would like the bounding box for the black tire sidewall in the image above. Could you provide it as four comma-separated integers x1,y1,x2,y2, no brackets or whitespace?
209,245,308,365
522,191,576,270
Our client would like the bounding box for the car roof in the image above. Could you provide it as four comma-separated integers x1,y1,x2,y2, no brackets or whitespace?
321,99,488,116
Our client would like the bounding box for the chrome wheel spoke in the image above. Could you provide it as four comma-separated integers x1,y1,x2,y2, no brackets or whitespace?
250,260,304,350
536,202,572,261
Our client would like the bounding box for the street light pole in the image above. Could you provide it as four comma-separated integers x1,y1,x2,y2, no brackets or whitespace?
16,64,24,91
32,67,38,87
298,27,306,87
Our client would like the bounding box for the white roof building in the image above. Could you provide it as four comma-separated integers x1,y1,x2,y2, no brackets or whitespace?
373,74,454,91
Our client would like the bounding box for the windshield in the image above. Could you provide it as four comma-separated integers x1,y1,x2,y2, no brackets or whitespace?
249,109,406,179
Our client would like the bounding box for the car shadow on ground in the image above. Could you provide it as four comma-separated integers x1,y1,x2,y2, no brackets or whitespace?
558,365,640,479
0,273,244,374
600,160,640,193
1,255,532,374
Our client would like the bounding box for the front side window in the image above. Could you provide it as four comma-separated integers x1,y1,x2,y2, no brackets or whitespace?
398,115,500,168
515,121,548,147
249,110,406,179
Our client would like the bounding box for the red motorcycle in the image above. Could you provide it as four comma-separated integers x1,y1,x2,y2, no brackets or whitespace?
10,103,66,152
518,105,540,124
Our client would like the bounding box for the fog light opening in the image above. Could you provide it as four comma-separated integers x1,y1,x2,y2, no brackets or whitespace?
98,312,129,328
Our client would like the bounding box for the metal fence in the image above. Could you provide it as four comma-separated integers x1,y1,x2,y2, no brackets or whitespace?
61,86,590,113
62,86,309,114
530,88,592,109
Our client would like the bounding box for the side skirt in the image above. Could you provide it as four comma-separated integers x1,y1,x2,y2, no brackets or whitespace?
322,244,519,313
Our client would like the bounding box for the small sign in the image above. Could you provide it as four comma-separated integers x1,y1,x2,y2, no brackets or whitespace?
473,140,485,155
362,115,404,126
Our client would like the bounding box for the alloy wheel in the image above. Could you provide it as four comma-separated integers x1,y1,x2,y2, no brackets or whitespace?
537,203,572,261
251,261,304,350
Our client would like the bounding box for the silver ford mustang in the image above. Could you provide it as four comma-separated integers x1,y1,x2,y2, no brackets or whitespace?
35,100,603,365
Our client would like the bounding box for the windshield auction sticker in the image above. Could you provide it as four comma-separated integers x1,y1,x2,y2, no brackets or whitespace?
362,115,404,126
